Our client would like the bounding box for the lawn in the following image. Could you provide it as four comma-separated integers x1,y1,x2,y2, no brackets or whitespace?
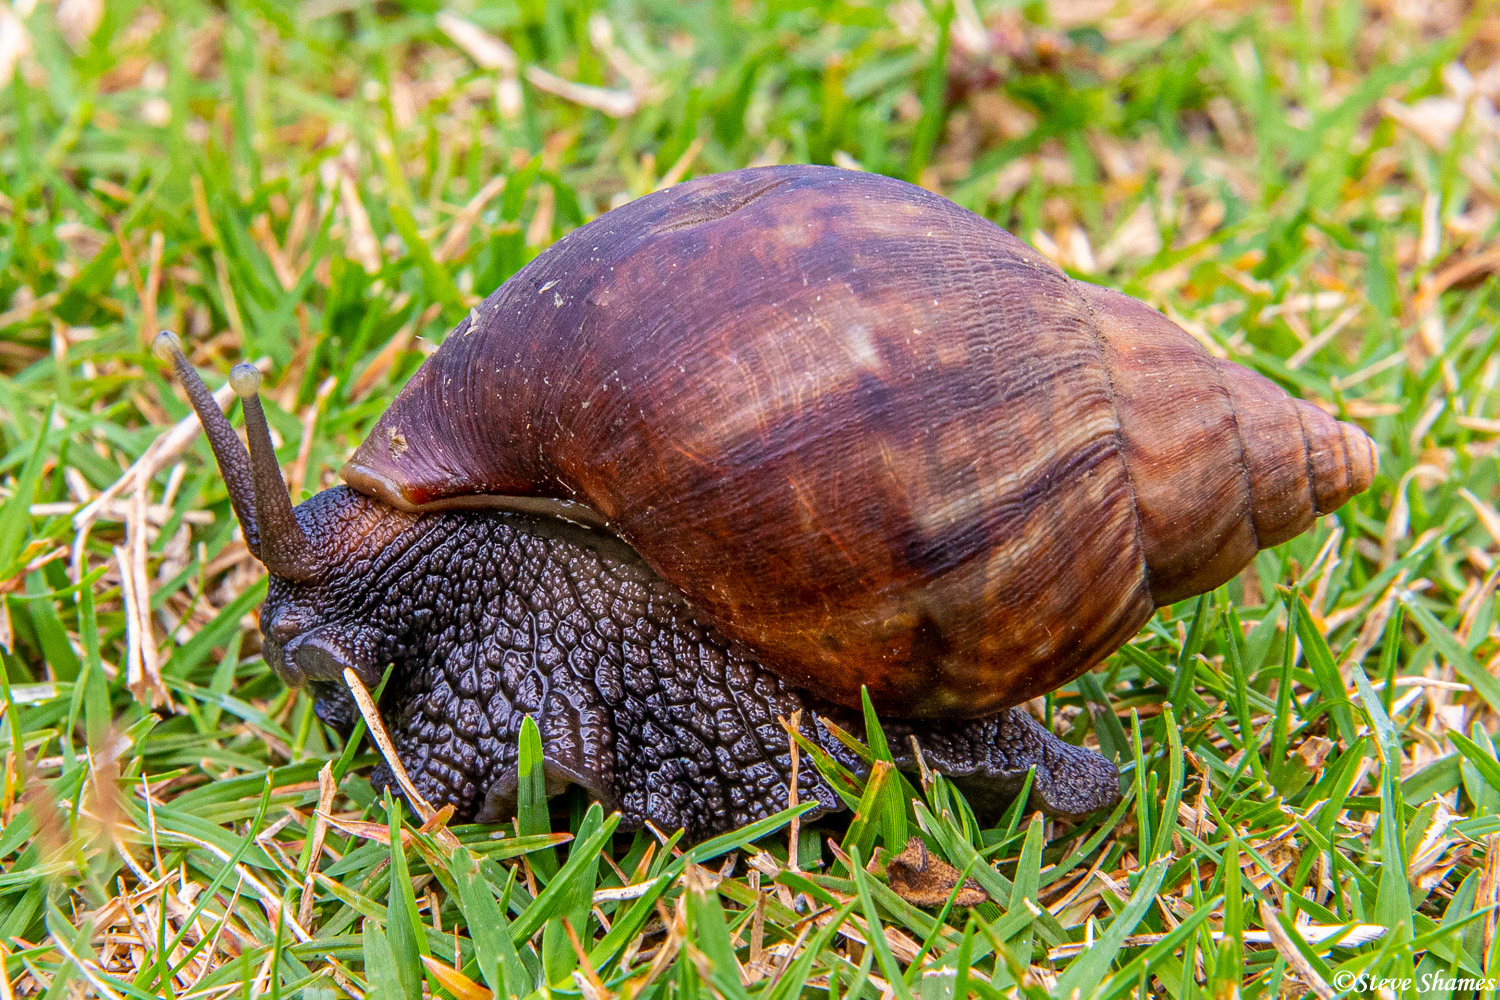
2,0,1499,996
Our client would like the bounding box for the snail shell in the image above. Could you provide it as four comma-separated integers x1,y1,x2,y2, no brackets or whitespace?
343,165,1376,719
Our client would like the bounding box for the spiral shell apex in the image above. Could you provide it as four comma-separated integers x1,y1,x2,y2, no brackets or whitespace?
1084,284,1377,605
341,164,1376,719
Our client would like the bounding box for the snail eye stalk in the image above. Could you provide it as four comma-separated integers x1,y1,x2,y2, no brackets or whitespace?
155,332,322,581
153,331,261,555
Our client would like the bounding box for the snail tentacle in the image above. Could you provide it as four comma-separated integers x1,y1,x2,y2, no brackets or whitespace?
228,365,322,581
153,331,261,555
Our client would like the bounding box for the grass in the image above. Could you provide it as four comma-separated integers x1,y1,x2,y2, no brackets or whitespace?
2,0,1499,995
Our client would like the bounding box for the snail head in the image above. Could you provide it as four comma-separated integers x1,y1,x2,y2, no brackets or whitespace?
155,332,417,720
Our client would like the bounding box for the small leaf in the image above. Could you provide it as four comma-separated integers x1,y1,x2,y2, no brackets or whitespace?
884,837,986,908
913,801,1014,902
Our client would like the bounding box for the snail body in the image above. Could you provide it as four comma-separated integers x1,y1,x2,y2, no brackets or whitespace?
161,165,1375,837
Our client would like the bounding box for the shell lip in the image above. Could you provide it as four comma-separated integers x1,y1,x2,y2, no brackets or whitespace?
339,461,612,531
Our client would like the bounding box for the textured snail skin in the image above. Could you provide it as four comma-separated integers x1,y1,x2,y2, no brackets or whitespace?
345,164,1376,719
268,488,1119,838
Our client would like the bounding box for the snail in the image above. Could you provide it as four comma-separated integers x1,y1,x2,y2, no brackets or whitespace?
158,164,1376,839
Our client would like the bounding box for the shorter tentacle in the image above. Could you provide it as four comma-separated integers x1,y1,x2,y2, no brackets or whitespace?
230,365,323,581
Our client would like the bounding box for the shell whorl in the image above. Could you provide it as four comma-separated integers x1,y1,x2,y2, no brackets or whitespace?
1084,284,1376,605
341,165,1376,719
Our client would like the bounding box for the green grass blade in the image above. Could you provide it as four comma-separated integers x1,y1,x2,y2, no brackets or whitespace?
1007,814,1044,960
515,715,556,879
848,845,914,1000
685,865,750,1000
906,0,954,181
384,795,428,1000
1402,597,1500,713
0,404,52,576
1294,596,1359,746
841,759,894,866
508,810,620,945
362,919,406,1000
1151,703,1185,863
448,845,530,999
1053,858,1170,997
1096,902,1218,1000
1452,732,1500,804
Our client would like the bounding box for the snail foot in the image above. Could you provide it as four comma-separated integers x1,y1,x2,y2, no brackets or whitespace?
873,707,1122,821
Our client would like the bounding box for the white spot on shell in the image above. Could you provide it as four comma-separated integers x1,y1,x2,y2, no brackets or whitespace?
845,323,882,373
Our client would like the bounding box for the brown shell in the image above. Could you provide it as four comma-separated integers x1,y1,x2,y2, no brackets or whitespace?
343,165,1376,720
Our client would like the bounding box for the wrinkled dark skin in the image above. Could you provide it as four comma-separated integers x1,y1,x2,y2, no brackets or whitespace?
265,487,1120,840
